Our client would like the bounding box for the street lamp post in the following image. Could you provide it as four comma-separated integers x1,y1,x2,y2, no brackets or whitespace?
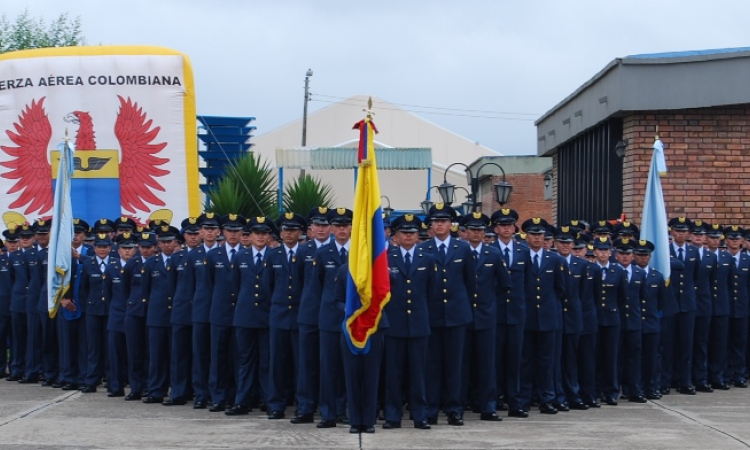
437,161,512,212
381,195,394,219
300,68,313,178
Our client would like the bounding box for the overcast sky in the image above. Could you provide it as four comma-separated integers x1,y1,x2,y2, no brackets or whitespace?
4,0,750,155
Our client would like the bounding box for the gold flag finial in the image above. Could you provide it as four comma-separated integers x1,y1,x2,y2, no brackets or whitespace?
364,96,375,118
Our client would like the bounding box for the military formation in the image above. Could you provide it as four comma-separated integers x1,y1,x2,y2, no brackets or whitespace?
0,204,748,434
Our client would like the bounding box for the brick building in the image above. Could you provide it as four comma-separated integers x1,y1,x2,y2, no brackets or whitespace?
535,47,750,226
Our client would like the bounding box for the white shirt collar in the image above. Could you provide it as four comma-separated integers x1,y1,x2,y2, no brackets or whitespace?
435,236,451,248
335,240,350,253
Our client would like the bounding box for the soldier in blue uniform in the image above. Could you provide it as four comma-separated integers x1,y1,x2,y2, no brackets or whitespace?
0,229,16,379
206,214,245,412
316,208,353,427
32,219,58,387
592,236,627,405
690,221,717,393
490,208,530,418
264,212,308,420
723,226,750,387
7,224,33,382
705,224,733,390
418,203,476,426
79,232,118,392
291,207,333,424
668,217,701,394
163,218,201,406
190,212,221,409
632,239,668,399
572,233,601,408
226,217,275,416
123,232,157,400
20,221,46,383
106,232,137,397
613,238,647,403
553,226,590,410
142,225,180,403
381,214,434,430
460,212,511,421
519,218,568,414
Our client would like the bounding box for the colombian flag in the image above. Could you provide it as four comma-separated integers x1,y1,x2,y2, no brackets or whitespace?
342,114,391,354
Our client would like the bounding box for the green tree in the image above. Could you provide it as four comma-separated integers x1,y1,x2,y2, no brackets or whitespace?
0,9,85,54
283,174,336,216
207,152,278,219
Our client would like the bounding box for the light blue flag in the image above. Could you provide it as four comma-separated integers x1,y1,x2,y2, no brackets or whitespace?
47,140,75,318
640,138,670,282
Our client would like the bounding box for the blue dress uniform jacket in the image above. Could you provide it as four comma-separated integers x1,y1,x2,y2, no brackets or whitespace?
580,262,600,335
170,248,196,326
317,242,349,333
35,248,50,314
0,254,12,376
232,248,270,329
385,247,435,338
669,244,701,313
563,256,588,335
695,249,718,318
417,238,476,327
729,252,750,319
297,240,324,326
524,250,568,332
493,242,530,326
142,254,174,328
23,247,42,315
265,245,307,330
207,246,239,327
108,260,128,333
189,246,212,324
80,257,117,317
9,249,28,314
596,265,628,327
471,245,511,330
712,250,733,317
124,258,147,318
621,266,647,331
641,268,667,334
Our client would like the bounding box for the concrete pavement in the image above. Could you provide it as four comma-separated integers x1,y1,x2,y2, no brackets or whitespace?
2,381,750,449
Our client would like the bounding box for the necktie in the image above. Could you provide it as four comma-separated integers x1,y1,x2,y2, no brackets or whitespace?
678,247,684,262
534,254,540,269
626,269,630,283
100,261,106,273
439,243,446,263
405,252,412,272
503,247,510,266
736,256,740,268
472,249,479,268
288,249,294,263
340,247,348,260
255,252,263,269
229,248,236,262
165,256,170,268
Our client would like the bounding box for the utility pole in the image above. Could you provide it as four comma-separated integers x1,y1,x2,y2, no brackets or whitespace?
301,68,313,179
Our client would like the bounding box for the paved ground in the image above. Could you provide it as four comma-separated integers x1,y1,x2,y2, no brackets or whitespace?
2,381,750,449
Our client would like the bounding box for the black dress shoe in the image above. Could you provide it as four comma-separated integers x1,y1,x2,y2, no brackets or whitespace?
336,414,349,424
80,385,97,393
628,395,648,403
142,396,164,404
18,377,39,384
362,426,375,433
496,403,509,411
193,401,207,409
734,379,748,388
378,411,385,421
555,402,570,412
349,426,359,434
508,409,529,418
585,401,601,408
41,379,56,387
695,384,713,393
414,420,431,429
711,382,730,391
382,420,401,429
603,397,618,406
163,397,187,406
108,391,125,397
290,413,314,424
678,386,696,395
225,404,250,416
645,393,661,400
427,416,438,425
480,412,503,421
52,381,65,388
539,403,558,414
317,419,337,428
267,410,285,419
661,387,671,395
124,392,141,401
6,374,22,382
569,401,590,410
447,411,464,426
209,403,226,412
